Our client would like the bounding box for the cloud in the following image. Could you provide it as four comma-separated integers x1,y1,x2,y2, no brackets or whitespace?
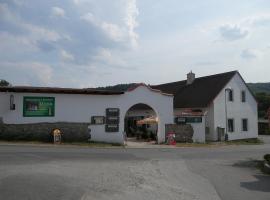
51,7,65,18
81,12,125,42
219,24,248,41
80,0,139,48
240,49,259,60
0,61,53,86
125,0,139,48
60,50,74,62
93,48,126,67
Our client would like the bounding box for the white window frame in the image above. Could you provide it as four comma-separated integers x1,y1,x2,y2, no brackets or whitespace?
241,90,246,102
228,118,234,132
242,118,248,132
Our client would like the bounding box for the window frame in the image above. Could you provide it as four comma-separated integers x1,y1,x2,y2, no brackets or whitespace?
241,90,246,102
228,118,234,132
228,90,234,102
242,118,248,132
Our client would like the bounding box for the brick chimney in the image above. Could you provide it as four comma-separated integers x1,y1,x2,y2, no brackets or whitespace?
187,71,195,85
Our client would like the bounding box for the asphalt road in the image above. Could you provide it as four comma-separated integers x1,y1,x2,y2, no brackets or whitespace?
0,144,269,200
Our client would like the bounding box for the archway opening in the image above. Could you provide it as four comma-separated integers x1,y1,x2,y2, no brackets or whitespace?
124,103,158,143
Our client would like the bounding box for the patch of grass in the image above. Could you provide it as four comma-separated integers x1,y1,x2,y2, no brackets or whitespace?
63,141,124,148
0,140,123,148
225,138,263,145
176,142,224,148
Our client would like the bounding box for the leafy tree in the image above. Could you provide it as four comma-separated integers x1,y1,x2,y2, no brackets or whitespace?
255,92,270,118
0,79,11,87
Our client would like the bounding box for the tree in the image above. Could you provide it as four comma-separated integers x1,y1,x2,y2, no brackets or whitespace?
0,79,11,87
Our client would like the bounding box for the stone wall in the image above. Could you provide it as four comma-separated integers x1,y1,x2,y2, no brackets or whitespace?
165,124,194,143
0,122,90,142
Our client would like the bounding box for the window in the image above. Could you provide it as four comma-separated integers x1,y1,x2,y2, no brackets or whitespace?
228,119,234,132
91,116,105,125
242,119,248,131
241,90,246,102
228,90,234,101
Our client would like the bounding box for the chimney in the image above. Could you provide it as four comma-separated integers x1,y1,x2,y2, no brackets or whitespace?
187,71,195,85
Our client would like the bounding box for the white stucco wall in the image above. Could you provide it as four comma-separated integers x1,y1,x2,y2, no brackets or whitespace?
204,104,215,141
0,85,174,144
213,73,258,140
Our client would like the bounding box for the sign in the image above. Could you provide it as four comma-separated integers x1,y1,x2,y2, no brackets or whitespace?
105,124,119,132
23,97,55,117
106,116,119,124
91,116,105,124
175,116,202,124
186,117,202,123
175,117,186,124
106,108,120,116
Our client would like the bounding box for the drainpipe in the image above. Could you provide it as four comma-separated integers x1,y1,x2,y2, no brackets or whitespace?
224,88,232,141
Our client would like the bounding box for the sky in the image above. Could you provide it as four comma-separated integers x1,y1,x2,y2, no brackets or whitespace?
0,0,270,88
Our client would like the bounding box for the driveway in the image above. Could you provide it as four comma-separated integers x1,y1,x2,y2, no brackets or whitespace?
0,144,269,200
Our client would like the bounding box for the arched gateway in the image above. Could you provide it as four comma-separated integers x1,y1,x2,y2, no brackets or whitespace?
90,84,174,144
119,84,174,144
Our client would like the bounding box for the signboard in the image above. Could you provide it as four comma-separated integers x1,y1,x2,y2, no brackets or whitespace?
105,108,120,132
105,124,119,132
175,116,202,124
23,97,55,117
175,117,186,124
186,117,202,123
91,116,105,124
106,116,119,124
106,108,120,116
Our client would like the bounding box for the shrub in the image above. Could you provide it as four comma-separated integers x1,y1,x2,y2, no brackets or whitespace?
264,154,270,163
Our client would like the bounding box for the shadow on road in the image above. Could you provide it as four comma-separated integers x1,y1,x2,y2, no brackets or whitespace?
240,175,270,192
232,159,270,192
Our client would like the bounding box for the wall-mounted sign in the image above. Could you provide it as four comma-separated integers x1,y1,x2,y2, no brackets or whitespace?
175,117,186,124
186,117,202,123
106,108,120,116
105,124,119,132
175,116,202,124
91,116,105,125
23,97,55,117
106,116,119,124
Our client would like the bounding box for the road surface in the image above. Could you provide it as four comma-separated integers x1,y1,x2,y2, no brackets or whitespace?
0,144,269,200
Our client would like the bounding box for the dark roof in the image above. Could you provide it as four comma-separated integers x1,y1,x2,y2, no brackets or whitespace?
0,86,124,95
151,71,238,108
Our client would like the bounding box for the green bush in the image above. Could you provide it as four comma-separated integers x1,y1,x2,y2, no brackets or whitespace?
264,154,270,163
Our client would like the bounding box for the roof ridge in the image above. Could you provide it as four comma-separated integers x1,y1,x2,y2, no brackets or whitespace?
153,70,238,87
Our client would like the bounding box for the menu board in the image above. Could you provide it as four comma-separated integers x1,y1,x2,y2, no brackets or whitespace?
105,108,120,132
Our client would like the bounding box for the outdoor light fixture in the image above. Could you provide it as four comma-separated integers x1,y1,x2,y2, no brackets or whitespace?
10,94,15,110
224,87,232,141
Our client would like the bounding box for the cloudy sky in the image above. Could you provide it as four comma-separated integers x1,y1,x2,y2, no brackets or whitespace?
0,0,269,87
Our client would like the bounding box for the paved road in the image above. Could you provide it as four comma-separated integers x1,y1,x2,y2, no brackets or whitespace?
0,144,269,200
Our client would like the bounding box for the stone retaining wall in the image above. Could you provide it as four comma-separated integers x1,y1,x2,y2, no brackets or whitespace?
0,122,90,142
165,124,194,143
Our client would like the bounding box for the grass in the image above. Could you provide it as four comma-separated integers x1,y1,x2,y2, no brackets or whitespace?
176,138,263,147
0,140,124,148
225,138,263,145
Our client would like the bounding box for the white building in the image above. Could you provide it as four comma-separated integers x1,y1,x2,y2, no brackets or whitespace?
0,85,174,144
0,71,258,144
151,70,258,142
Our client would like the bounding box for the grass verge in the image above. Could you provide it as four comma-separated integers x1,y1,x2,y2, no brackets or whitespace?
0,140,124,148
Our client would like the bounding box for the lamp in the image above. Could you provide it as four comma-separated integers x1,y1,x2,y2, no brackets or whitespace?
224,88,232,141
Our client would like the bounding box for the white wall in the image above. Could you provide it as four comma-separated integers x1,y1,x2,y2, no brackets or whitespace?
204,105,215,141
213,73,258,140
0,85,174,144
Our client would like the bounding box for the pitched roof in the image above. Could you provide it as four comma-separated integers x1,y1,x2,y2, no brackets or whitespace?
0,86,124,95
151,71,238,108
